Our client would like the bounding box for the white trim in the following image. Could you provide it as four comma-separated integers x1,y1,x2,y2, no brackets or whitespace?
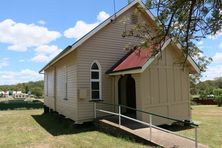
40,0,199,75
141,39,171,72
137,0,155,21
90,61,102,100
109,68,142,76
40,0,141,73
109,39,200,75
108,39,171,76
175,42,200,74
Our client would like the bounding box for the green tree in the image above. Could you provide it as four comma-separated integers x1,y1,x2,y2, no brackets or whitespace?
214,77,222,89
0,80,44,97
124,0,221,81
213,89,222,96
30,87,43,97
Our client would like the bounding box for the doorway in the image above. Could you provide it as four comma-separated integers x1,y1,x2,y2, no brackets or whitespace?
118,75,136,115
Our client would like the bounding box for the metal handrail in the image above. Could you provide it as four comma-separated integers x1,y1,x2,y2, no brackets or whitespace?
94,101,198,148
96,101,198,127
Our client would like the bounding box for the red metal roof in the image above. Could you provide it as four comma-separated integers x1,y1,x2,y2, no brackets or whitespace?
111,48,153,73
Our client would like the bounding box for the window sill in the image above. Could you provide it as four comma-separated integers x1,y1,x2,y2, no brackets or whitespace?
89,99,104,102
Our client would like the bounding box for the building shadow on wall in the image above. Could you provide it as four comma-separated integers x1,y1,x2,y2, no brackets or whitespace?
32,112,95,136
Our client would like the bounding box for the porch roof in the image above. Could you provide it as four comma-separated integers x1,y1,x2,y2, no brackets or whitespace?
107,48,153,74
107,39,200,75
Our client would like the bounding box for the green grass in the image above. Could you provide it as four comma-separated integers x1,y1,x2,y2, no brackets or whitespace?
177,105,222,148
0,109,146,148
0,105,221,147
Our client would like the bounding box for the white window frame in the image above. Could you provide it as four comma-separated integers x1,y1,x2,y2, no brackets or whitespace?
90,61,102,101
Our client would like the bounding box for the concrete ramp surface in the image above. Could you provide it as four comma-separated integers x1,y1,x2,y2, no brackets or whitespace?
97,117,208,148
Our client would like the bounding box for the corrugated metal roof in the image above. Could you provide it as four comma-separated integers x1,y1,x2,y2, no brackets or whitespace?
109,48,153,73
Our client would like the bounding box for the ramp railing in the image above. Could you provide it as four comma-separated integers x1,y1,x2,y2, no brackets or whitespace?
94,102,199,148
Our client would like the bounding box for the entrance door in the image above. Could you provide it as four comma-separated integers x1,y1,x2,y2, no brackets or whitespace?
118,75,136,115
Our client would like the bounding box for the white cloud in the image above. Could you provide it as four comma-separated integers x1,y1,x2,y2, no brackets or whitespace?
212,52,222,63
208,29,222,40
202,52,222,81
64,21,99,39
0,58,9,68
0,19,61,52
197,41,204,45
38,20,46,25
64,11,110,40
0,69,43,85
97,11,110,22
31,45,62,62
201,65,222,81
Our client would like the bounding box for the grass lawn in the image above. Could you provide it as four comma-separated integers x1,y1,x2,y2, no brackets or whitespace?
177,105,222,148
0,109,146,148
0,106,221,147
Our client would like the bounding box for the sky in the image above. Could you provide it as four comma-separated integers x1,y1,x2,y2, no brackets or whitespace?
0,0,221,85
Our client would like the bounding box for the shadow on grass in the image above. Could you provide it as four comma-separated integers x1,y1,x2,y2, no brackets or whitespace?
32,112,95,136
32,113,154,146
0,100,43,110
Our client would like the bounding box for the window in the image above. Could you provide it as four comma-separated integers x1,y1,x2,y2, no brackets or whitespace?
90,62,101,100
64,66,68,100
45,73,49,96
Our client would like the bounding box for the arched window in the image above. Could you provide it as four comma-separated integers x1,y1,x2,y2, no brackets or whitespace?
90,61,101,100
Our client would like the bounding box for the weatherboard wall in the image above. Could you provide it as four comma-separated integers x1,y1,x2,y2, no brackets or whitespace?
44,67,55,110
139,44,191,125
44,51,78,121
75,6,151,122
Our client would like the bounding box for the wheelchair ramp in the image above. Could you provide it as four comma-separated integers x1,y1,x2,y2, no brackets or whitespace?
97,117,208,148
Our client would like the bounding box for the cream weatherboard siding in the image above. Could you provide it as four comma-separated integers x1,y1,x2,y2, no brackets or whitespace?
44,68,55,110
55,51,78,120
44,51,78,121
75,6,150,122
138,44,191,125
43,3,194,125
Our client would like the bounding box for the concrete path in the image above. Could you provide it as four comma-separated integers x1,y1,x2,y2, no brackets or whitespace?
99,118,208,148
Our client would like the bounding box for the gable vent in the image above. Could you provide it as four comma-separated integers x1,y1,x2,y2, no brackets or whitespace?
130,13,138,25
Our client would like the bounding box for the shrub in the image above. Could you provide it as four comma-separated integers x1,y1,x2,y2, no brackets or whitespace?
215,96,222,107
213,89,222,96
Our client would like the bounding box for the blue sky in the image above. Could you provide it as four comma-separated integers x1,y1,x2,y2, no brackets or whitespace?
0,0,221,85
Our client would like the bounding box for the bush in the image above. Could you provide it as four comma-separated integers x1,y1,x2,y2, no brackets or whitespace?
213,89,222,96
0,100,43,110
215,96,222,107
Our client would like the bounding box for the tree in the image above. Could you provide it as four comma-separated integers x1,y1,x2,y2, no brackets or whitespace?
30,87,43,97
0,81,44,97
124,0,221,81
214,77,222,88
